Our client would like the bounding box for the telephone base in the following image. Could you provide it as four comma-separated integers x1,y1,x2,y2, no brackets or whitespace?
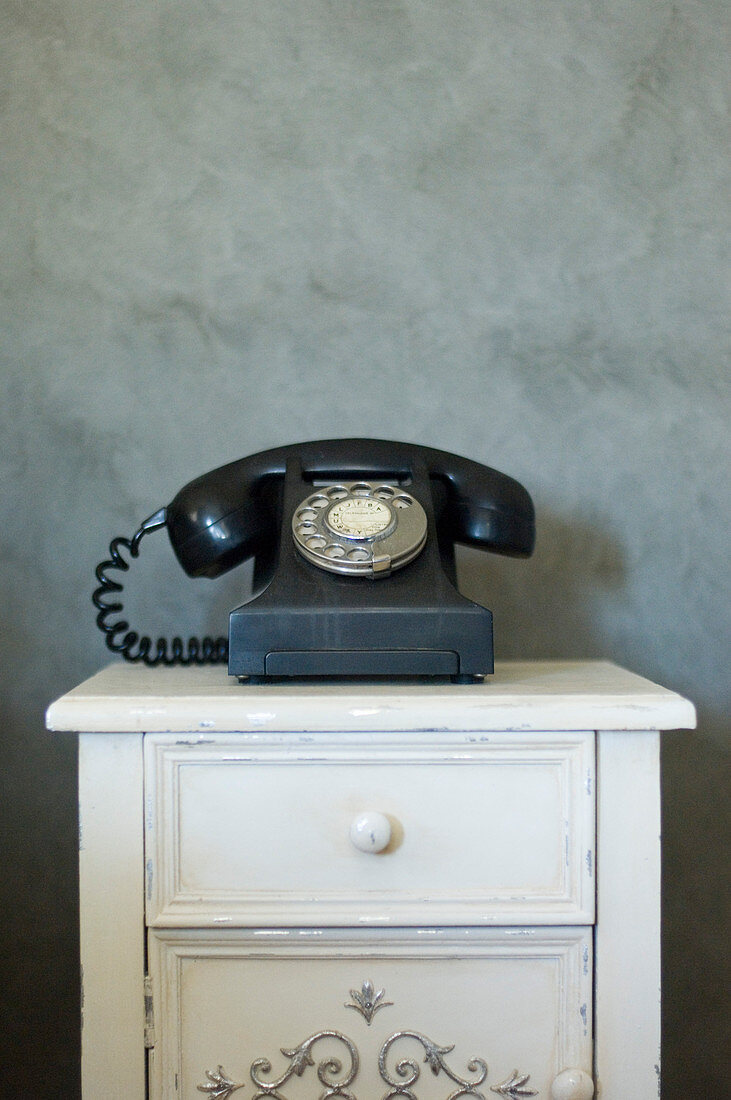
228,601,494,681
227,452,497,683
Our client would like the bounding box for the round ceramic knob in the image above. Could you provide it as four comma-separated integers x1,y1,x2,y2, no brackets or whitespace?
550,1068,594,1100
349,811,392,854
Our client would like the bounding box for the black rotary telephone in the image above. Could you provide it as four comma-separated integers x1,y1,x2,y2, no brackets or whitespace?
93,439,535,681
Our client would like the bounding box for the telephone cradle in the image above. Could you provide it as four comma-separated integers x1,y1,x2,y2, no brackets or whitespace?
93,439,535,682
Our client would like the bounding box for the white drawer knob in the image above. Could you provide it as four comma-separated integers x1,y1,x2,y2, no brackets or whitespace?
550,1068,594,1100
349,812,392,853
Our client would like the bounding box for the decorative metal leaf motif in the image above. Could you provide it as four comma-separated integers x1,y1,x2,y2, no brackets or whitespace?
490,1069,538,1097
345,979,394,1025
280,1042,315,1077
197,1065,245,1099
423,1039,456,1075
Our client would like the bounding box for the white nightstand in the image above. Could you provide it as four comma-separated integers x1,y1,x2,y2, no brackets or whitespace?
47,661,694,1100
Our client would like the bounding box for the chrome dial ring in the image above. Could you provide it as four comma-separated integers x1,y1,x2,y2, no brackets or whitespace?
292,482,428,577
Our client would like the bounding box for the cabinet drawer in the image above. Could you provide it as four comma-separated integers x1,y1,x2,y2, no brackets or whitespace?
144,731,595,926
148,926,592,1100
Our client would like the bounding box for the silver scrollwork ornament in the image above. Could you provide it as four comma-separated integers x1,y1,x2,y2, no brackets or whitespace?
250,1029,359,1098
197,989,540,1100
378,1030,489,1099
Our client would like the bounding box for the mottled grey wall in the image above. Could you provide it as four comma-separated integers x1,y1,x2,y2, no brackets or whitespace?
1,1,728,1094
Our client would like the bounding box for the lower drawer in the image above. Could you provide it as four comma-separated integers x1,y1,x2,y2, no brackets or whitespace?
148,926,592,1100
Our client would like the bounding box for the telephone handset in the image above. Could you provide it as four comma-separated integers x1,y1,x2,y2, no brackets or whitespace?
94,439,535,681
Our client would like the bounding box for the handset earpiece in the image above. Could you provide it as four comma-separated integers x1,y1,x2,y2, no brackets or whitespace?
165,455,283,578
430,455,535,557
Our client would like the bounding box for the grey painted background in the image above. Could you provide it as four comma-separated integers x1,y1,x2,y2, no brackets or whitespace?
1,1,728,1094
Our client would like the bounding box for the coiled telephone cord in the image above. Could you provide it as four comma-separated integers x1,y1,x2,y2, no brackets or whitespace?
92,509,229,666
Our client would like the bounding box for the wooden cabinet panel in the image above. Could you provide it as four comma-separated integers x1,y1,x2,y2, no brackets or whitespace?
148,927,592,1100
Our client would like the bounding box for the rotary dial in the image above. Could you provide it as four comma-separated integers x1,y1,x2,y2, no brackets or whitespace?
292,482,427,577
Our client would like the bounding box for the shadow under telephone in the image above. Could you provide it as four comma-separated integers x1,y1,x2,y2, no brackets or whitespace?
93,439,535,682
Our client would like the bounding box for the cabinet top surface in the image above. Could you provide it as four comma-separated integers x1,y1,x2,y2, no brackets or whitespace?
46,660,695,734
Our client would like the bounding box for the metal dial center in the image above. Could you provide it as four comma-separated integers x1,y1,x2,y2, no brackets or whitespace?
326,497,393,540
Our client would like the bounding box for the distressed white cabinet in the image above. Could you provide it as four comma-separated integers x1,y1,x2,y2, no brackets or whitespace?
46,661,694,1100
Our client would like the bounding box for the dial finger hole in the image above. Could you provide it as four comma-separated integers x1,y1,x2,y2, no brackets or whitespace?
326,486,348,500
393,494,413,509
374,485,395,498
347,547,370,562
351,482,372,495
296,522,317,537
324,544,346,559
305,535,327,550
296,508,318,522
308,495,329,509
